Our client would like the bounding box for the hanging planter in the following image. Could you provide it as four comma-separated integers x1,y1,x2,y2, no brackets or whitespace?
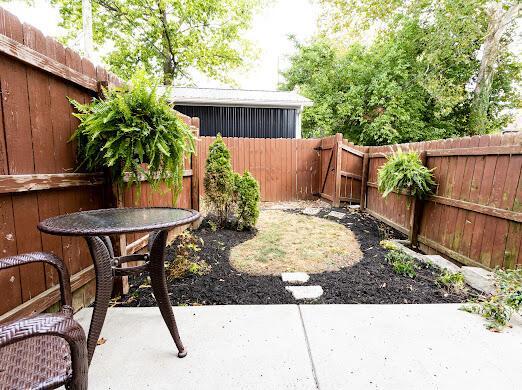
69,71,195,200
377,149,436,200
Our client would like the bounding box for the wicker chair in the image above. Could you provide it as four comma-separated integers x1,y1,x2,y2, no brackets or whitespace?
0,253,88,390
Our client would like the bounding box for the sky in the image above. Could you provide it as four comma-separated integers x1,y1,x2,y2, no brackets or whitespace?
2,0,319,90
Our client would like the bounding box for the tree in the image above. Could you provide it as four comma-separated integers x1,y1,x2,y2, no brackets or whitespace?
281,0,521,143
318,0,521,136
47,0,261,85
469,2,521,134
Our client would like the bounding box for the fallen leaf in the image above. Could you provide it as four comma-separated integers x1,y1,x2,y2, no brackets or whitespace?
97,338,107,345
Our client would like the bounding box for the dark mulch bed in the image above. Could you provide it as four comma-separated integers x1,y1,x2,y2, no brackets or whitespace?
117,208,475,306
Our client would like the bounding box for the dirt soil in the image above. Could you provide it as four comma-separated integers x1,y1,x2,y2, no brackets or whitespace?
117,207,476,306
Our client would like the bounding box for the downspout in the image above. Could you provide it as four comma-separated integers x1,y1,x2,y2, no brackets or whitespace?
296,106,302,139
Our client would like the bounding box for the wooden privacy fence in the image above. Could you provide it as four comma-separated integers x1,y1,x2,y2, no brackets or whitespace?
196,132,520,270
320,132,521,270
364,134,521,271
0,7,199,321
197,136,321,201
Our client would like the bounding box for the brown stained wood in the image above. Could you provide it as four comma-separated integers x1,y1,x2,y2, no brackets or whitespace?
427,145,521,157
190,120,200,211
360,153,369,209
340,143,365,157
470,136,499,265
340,171,362,180
333,134,343,207
0,32,97,91
0,173,104,193
501,155,522,268
409,151,427,247
22,23,62,290
0,9,22,315
454,136,482,259
425,194,520,223
366,208,410,235
369,145,521,158
0,264,95,323
3,14,47,303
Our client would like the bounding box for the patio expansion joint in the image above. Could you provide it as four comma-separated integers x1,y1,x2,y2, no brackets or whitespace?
298,304,321,390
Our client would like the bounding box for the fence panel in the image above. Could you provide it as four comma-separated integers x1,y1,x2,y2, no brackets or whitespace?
0,7,198,320
197,136,321,202
364,133,522,269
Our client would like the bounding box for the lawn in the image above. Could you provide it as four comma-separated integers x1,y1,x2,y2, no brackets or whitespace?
230,210,362,275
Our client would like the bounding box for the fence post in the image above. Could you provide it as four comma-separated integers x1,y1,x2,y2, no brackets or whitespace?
333,133,343,207
190,117,200,211
111,184,129,295
408,151,427,247
360,152,369,209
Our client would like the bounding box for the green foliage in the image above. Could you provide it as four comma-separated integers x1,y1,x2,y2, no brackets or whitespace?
47,0,261,84
379,240,399,251
436,270,467,293
234,171,261,230
203,134,235,224
166,231,210,279
385,249,417,278
69,71,194,196
378,150,436,199
203,137,260,229
462,268,522,331
281,0,521,143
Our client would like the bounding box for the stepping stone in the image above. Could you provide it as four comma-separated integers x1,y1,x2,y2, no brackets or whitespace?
285,286,323,300
281,272,310,284
348,204,360,209
327,211,346,219
302,207,321,216
422,255,461,273
461,266,495,295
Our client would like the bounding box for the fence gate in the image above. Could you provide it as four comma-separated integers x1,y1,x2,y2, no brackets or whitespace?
316,133,367,207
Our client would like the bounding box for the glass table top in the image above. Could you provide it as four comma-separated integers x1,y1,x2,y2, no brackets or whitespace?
38,207,200,236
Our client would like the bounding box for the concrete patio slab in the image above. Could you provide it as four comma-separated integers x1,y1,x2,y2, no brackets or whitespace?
300,304,522,390
75,305,316,390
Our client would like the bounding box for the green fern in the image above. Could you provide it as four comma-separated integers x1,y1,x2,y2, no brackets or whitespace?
69,71,194,199
378,149,436,199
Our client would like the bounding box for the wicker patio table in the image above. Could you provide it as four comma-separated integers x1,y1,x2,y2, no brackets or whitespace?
38,207,200,365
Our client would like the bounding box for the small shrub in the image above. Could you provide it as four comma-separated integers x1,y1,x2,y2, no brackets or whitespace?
462,268,522,331
203,134,235,225
378,149,436,199
204,138,261,230
166,231,210,279
70,71,194,197
234,171,260,230
436,270,467,293
385,249,416,278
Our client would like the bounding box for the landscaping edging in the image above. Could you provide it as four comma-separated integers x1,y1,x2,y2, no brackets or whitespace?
390,240,495,295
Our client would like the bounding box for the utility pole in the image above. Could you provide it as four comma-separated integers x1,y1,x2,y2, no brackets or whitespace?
82,0,94,57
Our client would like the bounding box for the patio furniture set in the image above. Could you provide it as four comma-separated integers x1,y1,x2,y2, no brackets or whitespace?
0,207,199,390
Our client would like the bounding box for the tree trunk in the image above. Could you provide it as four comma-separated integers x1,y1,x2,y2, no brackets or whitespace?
82,0,94,57
159,5,176,85
469,2,520,134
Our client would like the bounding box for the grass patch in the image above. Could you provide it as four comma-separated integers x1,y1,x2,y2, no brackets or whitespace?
230,210,362,275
